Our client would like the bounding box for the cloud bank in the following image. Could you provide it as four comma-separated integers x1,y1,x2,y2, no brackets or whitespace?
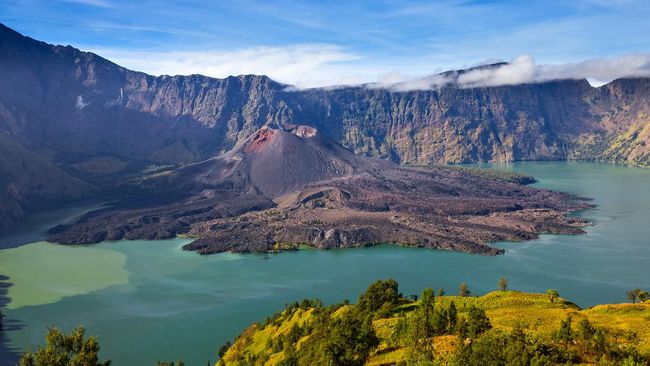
90,44,650,90
371,54,650,91
92,44,362,89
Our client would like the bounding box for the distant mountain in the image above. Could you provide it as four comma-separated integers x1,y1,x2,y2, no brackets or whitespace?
0,23,648,230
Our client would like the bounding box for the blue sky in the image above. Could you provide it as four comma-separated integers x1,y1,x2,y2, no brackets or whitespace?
2,0,650,87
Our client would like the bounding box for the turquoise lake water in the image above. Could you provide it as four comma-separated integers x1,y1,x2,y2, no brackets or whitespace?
1,161,649,365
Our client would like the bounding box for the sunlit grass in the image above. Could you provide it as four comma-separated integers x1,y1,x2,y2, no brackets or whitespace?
218,291,650,365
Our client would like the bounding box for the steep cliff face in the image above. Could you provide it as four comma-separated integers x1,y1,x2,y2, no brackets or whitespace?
0,24,297,165
298,80,596,164
0,23,649,228
571,78,650,167
2,23,647,170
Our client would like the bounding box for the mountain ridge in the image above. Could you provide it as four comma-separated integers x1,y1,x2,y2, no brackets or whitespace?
0,23,648,231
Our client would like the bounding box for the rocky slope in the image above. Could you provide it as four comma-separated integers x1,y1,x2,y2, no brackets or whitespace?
49,126,588,255
0,23,648,230
571,78,650,167
0,133,94,232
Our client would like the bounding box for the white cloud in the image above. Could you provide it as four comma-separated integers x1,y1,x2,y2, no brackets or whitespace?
536,54,650,85
373,54,650,91
367,72,452,91
88,44,650,90
90,44,361,89
458,55,536,87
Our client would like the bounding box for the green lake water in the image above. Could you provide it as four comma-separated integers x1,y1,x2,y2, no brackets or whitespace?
1,162,649,365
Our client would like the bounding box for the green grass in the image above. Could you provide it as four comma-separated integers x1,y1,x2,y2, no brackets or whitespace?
218,308,315,366
218,291,650,366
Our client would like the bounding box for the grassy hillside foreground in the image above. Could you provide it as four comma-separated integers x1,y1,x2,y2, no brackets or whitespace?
217,281,650,366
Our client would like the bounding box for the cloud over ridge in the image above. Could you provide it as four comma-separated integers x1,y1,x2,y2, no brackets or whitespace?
90,44,650,90
371,54,650,91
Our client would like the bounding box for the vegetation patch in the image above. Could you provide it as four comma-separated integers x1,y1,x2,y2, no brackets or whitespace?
217,280,650,365
433,165,537,185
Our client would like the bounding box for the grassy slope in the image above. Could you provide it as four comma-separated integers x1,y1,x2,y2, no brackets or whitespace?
218,291,650,366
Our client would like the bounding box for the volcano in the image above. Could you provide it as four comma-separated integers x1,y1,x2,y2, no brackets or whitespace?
214,125,364,198
49,126,588,255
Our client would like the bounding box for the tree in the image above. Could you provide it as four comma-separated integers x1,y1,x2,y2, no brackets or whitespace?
432,307,449,335
592,328,608,356
438,288,445,297
546,289,559,303
19,326,111,366
455,317,468,339
465,306,491,338
451,327,560,366
415,287,436,338
405,310,435,363
298,311,379,366
459,283,471,297
357,279,400,313
217,340,232,359
278,343,298,366
447,301,458,333
639,290,649,303
286,323,302,344
555,315,573,348
576,318,595,341
498,277,508,291
421,287,435,305
627,289,641,304
576,318,596,357
397,287,439,362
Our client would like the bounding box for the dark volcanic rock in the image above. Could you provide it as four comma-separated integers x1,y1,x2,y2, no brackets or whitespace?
49,127,589,256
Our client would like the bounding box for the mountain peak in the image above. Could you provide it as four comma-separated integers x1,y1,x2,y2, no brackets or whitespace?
227,126,359,197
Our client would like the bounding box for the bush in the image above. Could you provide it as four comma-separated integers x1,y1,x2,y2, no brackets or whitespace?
451,328,570,366
357,279,400,313
298,310,379,366
217,340,232,358
19,326,111,366
465,306,491,338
